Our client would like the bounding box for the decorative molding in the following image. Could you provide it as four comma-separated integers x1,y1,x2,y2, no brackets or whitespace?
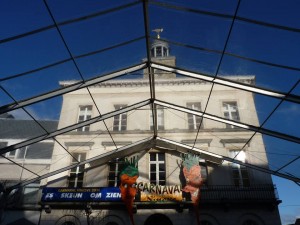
65,142,94,147
102,141,132,147
181,139,213,147
220,139,250,147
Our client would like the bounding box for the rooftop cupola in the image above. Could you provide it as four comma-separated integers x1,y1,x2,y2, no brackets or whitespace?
151,28,169,58
143,28,176,79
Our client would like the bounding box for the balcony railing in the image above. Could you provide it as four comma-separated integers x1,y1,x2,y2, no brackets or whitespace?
199,184,279,203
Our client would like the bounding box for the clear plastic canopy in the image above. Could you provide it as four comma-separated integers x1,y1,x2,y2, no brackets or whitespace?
0,0,299,189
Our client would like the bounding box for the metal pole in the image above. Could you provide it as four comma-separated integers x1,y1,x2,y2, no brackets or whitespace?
38,209,42,225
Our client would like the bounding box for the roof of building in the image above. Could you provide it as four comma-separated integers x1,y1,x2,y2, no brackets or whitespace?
0,119,58,139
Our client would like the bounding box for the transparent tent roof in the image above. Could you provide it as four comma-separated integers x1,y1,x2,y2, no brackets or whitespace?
0,0,299,191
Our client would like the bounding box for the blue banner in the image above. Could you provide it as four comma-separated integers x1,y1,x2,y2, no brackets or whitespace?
41,187,122,202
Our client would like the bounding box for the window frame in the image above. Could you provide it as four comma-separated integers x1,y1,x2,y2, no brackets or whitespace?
151,45,169,58
222,101,240,128
68,152,86,188
229,150,250,187
186,102,203,130
108,158,125,187
113,104,127,131
150,106,165,130
149,152,166,185
5,146,27,159
77,105,93,132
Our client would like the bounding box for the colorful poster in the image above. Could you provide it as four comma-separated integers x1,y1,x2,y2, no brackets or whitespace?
119,157,139,225
41,187,121,202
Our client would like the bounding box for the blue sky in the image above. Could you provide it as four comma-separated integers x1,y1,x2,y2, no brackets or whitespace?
0,1,299,224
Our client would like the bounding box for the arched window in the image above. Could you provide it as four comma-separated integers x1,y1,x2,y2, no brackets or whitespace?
243,219,259,225
55,215,81,225
106,222,119,225
61,222,76,225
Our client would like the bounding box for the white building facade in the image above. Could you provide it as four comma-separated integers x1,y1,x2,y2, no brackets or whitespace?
39,39,282,225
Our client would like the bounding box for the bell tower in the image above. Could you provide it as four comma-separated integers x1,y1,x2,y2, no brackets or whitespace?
143,28,176,79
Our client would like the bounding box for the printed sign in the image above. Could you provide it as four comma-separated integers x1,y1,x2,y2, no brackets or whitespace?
137,182,182,201
41,187,121,202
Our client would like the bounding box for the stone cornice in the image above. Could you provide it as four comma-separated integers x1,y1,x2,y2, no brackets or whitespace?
60,76,255,88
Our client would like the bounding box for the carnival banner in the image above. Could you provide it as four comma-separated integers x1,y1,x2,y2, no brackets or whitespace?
41,187,121,202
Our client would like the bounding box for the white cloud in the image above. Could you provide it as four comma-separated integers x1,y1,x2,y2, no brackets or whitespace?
281,207,300,225
10,107,40,120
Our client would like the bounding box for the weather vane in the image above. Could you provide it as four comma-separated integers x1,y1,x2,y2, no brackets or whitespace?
152,28,163,39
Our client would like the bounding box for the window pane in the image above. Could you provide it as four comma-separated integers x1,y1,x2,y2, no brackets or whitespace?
69,153,86,187
159,164,165,172
159,180,166,186
149,153,166,185
113,105,127,131
150,153,156,161
159,172,166,180
108,173,116,180
232,112,240,121
16,147,26,159
150,173,156,181
156,47,162,57
78,115,84,122
26,142,54,159
77,105,92,132
187,102,202,129
7,150,16,157
150,164,156,171
158,153,165,161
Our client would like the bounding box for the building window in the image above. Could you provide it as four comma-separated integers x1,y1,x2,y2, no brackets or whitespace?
6,149,16,158
25,142,54,159
149,153,166,185
222,102,240,128
113,105,127,131
150,106,164,130
5,143,53,160
5,147,26,159
187,102,203,130
61,222,76,225
108,158,125,187
68,153,86,188
229,150,249,187
200,162,208,185
77,105,92,132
